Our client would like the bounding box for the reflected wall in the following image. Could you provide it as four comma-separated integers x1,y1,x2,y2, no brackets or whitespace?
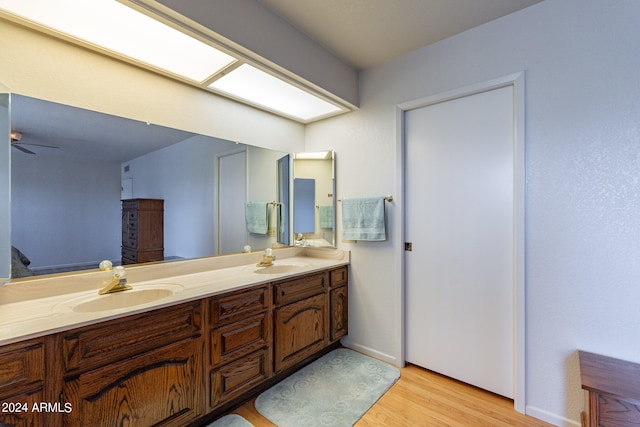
9,96,287,278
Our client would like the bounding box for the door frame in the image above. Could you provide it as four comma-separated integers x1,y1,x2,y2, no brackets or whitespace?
396,72,526,412
215,147,248,255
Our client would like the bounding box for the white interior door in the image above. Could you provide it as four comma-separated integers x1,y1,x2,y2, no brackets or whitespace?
121,178,133,200
405,85,515,398
218,150,247,254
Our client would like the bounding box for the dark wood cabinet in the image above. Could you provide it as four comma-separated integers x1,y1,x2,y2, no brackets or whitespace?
121,198,164,265
209,286,272,409
579,351,640,427
0,265,347,426
62,338,202,427
329,266,349,341
274,291,327,373
330,286,348,341
0,338,45,427
273,267,348,373
59,302,203,426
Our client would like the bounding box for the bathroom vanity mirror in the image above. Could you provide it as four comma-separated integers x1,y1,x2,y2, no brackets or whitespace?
291,151,336,248
7,94,288,279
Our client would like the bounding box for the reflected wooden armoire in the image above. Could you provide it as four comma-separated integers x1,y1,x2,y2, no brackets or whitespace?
121,198,164,265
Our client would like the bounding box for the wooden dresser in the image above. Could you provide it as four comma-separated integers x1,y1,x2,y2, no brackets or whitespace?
121,198,164,265
579,350,640,427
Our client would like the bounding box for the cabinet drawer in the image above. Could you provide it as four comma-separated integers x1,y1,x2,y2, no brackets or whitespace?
0,338,44,399
598,394,640,426
210,286,269,326
211,313,270,367
273,272,327,306
122,200,139,210
123,237,138,249
330,266,348,287
210,348,271,408
63,301,201,373
121,247,138,261
135,250,164,263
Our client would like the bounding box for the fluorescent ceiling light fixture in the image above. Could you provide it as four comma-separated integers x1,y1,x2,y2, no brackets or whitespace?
209,64,342,122
0,0,236,83
294,151,333,160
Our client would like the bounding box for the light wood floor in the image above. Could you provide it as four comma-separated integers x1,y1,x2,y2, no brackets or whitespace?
230,363,554,427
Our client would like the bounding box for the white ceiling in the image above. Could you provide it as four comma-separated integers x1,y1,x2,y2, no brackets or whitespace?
9,0,544,161
255,0,544,70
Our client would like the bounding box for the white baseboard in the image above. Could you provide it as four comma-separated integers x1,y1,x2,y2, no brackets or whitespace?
340,338,401,367
526,406,581,427
32,259,119,275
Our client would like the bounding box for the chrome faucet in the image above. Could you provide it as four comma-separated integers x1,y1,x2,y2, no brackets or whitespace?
295,233,307,247
98,263,132,295
256,248,276,267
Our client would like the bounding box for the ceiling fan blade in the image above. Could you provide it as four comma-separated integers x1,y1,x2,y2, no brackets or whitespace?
12,144,36,154
16,142,60,149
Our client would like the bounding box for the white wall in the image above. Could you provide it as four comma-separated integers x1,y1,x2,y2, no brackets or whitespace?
306,1,640,425
12,154,121,270
125,138,286,258
123,135,237,259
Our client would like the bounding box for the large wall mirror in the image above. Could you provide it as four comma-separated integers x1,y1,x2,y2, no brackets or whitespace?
291,151,336,248
7,94,289,280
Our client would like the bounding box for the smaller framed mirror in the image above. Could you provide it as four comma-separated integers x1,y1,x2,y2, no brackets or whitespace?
291,150,335,248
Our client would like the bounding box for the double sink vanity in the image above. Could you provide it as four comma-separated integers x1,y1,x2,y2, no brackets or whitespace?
0,247,349,426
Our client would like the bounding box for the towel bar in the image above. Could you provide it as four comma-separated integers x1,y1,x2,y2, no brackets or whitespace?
338,195,393,203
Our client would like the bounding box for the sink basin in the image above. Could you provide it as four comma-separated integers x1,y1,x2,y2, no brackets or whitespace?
253,264,308,274
69,285,182,313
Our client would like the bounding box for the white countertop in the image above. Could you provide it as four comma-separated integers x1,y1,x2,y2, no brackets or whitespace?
0,247,349,346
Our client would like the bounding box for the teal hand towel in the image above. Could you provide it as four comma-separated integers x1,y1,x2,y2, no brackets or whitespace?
245,202,268,234
341,197,386,241
318,205,333,228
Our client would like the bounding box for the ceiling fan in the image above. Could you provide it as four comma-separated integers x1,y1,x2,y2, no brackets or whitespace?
10,131,60,154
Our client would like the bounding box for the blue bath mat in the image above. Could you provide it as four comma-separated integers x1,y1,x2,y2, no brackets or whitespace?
255,348,400,426
206,414,253,427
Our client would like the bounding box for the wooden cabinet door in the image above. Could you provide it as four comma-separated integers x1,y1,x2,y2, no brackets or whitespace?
274,293,327,373
330,285,348,341
62,338,202,427
0,389,45,427
0,338,45,427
